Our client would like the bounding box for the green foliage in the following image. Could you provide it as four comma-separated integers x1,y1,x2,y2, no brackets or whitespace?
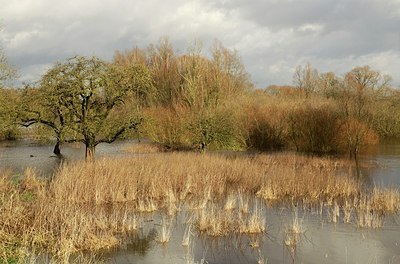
0,88,21,140
369,94,400,138
142,104,244,152
30,55,153,158
0,28,18,139
143,106,187,149
188,108,243,151
135,39,251,151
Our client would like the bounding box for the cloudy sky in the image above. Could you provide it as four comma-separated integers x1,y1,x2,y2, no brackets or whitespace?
1,0,399,88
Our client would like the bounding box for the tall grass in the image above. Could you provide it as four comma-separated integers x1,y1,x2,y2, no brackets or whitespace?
256,153,360,205
1,152,399,261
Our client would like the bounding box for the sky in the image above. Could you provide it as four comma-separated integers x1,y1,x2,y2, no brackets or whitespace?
0,0,399,88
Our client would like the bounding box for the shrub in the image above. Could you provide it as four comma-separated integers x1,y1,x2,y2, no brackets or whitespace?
286,101,340,154
334,118,379,159
187,107,244,151
142,106,189,150
244,103,287,151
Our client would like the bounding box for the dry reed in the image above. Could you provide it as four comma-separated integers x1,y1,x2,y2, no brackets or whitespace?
1,152,399,262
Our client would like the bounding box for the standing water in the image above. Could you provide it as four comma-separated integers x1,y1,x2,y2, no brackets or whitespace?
1,140,400,263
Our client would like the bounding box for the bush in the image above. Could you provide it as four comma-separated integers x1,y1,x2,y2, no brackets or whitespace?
0,126,21,141
142,106,189,150
334,118,379,159
286,101,340,154
187,107,244,151
244,103,286,150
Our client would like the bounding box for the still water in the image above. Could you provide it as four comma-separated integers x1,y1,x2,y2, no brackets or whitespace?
1,140,400,263
0,140,136,176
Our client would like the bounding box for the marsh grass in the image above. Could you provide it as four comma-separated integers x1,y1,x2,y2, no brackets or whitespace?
182,222,193,247
284,210,305,260
1,152,399,261
156,217,173,244
256,153,360,205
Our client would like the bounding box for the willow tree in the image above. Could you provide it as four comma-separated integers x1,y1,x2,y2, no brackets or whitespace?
176,41,251,151
0,37,18,139
0,47,15,86
147,38,180,106
0,88,20,140
39,55,153,159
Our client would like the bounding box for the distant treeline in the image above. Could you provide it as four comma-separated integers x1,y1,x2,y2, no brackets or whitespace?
1,38,399,160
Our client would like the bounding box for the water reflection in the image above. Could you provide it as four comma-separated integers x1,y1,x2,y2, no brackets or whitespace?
359,141,400,186
105,208,399,264
104,229,157,262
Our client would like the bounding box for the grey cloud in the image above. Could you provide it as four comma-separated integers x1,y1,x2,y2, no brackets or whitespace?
1,0,399,87
212,0,400,57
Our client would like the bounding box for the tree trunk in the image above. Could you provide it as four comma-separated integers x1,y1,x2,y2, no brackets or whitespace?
53,140,61,156
85,144,96,161
354,147,361,179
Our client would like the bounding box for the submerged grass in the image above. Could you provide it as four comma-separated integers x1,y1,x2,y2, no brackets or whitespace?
1,152,399,262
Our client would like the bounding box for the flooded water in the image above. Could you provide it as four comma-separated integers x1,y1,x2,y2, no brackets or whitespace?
0,140,137,176
360,142,400,187
100,208,400,264
1,140,400,263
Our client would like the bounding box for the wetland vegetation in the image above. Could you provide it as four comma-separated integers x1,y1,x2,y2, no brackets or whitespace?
1,152,400,263
1,38,400,263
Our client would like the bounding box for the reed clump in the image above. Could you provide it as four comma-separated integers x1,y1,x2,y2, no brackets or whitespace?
354,188,400,228
0,169,46,262
194,198,266,236
256,153,359,205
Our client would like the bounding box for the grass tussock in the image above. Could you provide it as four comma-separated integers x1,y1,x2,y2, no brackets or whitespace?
1,152,399,261
194,198,266,237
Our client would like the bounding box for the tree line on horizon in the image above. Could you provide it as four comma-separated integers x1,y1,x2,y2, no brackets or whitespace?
1,38,400,161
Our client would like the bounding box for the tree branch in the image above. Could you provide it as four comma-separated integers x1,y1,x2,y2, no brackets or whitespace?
97,120,141,144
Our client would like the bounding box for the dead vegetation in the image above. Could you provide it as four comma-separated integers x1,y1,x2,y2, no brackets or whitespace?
1,152,399,262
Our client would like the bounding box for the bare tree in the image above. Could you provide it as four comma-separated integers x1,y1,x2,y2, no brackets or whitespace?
293,63,319,98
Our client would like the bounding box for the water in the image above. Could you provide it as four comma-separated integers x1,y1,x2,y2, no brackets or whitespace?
99,208,400,264
360,142,400,187
0,139,136,176
1,140,400,263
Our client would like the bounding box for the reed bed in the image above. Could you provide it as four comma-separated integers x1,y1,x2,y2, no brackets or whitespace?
255,153,359,205
1,152,399,262
51,152,264,205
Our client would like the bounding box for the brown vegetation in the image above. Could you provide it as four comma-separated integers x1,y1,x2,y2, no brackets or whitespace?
1,152,399,262
2,39,399,159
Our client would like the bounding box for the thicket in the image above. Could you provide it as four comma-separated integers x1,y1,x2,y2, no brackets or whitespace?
1,39,399,157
